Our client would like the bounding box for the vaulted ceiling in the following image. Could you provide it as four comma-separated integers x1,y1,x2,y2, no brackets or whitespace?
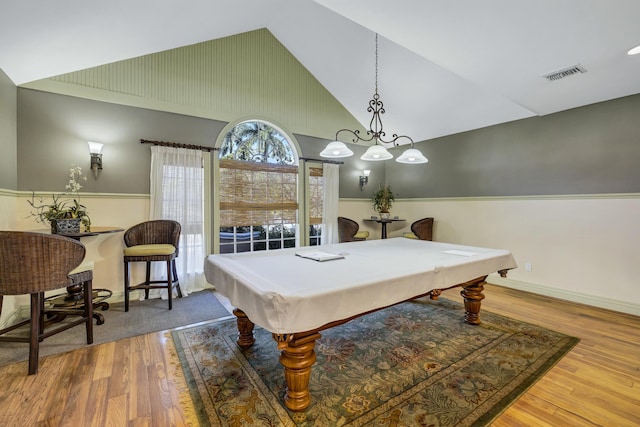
2,0,639,143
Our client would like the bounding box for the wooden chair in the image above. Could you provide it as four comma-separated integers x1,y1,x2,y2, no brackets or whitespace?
123,220,183,311
0,231,93,375
405,217,434,241
337,217,369,242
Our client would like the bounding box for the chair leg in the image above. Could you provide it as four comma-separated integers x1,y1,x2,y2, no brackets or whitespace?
124,260,130,312
166,260,173,310
28,293,41,375
144,262,151,300
83,280,94,344
172,260,183,298
38,291,46,338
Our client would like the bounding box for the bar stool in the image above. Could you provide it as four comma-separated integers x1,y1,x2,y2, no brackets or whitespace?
123,220,182,311
338,217,369,242
404,217,434,241
0,231,93,375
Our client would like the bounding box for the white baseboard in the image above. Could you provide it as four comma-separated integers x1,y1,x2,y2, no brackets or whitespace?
488,274,640,317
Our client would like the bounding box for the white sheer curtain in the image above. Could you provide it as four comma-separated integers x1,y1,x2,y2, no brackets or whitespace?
149,146,206,298
322,163,340,244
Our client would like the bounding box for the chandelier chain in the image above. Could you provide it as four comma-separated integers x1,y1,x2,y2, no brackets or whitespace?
375,33,379,95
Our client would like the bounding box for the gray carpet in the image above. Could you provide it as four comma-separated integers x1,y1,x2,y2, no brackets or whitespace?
0,288,232,367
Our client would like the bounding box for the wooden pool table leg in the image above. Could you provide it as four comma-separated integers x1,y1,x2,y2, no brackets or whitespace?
460,276,487,325
273,331,321,411
233,308,256,348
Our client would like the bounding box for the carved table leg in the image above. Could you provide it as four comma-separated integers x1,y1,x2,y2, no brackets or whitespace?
233,308,256,348
460,276,487,325
273,331,321,411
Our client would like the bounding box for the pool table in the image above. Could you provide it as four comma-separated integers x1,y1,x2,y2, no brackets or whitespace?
204,237,517,410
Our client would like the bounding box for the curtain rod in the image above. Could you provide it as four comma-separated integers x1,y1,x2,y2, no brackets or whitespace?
139,141,342,163
140,139,215,152
299,157,344,165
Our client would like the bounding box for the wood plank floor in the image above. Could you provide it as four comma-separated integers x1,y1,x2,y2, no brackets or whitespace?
0,284,638,426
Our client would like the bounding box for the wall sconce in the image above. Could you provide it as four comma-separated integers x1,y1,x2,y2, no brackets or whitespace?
88,141,103,179
359,169,370,190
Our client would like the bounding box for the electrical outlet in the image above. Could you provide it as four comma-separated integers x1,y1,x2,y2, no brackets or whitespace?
525,262,532,272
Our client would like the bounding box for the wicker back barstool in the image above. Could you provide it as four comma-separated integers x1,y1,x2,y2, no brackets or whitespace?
123,220,183,311
337,217,369,243
405,217,434,241
0,231,94,375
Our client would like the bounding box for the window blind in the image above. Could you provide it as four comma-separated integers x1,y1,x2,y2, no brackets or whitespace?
219,159,298,227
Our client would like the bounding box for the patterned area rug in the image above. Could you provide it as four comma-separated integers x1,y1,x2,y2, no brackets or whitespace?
170,297,578,426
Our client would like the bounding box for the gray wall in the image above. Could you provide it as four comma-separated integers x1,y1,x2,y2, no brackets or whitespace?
0,68,17,190
15,87,640,198
387,94,640,198
17,88,377,195
17,89,226,193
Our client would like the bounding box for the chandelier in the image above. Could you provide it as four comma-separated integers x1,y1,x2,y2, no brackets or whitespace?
320,34,428,164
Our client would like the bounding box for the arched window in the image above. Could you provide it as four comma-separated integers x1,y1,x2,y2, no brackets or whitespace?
218,120,299,253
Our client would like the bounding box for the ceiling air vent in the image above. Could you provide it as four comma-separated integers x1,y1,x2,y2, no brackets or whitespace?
542,64,587,82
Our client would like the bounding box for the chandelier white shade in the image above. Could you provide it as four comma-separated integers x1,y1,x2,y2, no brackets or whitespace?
319,140,354,158
360,145,393,161
396,148,429,164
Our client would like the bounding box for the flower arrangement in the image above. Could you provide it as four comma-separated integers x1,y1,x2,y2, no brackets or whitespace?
28,165,91,231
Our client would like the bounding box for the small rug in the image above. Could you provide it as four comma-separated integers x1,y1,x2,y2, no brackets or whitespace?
170,298,578,426
0,288,231,366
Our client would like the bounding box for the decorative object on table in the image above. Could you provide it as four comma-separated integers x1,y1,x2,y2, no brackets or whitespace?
50,218,82,234
27,165,91,233
320,34,428,165
372,184,394,219
170,298,578,426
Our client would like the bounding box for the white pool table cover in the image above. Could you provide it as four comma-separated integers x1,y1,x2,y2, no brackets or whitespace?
204,237,517,333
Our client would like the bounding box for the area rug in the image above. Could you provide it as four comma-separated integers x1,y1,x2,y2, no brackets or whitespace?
0,288,231,366
170,297,578,427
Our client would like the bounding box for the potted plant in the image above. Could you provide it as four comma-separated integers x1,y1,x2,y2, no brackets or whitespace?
28,165,92,233
372,184,395,219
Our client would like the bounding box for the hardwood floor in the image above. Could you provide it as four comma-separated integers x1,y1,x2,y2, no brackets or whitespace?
482,285,640,427
0,284,638,426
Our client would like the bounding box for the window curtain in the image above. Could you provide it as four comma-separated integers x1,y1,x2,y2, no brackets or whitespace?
322,163,339,244
149,146,206,298
308,166,324,225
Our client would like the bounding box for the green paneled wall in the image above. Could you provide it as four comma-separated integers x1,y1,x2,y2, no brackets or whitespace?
22,28,362,141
